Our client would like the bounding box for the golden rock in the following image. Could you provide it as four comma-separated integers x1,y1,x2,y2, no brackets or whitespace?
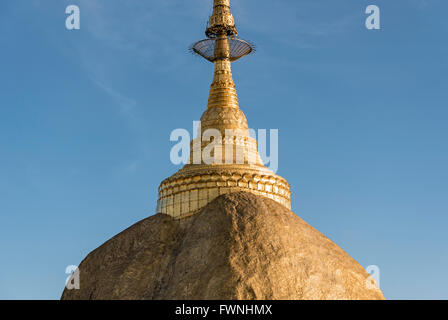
62,193,384,300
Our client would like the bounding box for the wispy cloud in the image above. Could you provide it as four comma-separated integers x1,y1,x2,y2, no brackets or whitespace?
75,0,209,69
92,79,136,116
89,78,151,157
123,160,138,175
410,0,429,10
234,0,359,48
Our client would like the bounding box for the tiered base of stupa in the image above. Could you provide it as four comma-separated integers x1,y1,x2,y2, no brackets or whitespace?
157,164,291,220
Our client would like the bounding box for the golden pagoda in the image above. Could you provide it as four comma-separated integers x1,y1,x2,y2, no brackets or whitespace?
157,0,291,219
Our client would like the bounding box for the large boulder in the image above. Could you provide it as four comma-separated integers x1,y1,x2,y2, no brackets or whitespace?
61,192,384,300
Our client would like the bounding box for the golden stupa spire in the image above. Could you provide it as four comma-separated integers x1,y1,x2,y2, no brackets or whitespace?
157,0,291,219
206,0,239,110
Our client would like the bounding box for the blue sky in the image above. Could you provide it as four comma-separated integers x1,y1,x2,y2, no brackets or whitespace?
0,0,447,299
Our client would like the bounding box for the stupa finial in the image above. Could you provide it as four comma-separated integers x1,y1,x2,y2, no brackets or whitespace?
206,0,238,39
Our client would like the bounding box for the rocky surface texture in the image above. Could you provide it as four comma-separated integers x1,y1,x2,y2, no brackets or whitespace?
61,192,384,300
